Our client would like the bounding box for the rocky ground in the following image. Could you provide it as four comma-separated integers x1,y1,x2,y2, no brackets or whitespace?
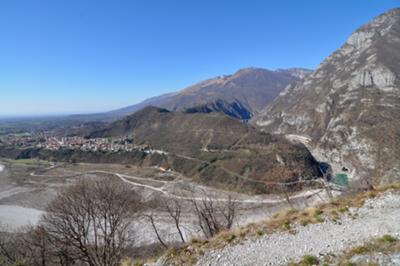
0,160,329,247
349,253,400,266
194,191,400,266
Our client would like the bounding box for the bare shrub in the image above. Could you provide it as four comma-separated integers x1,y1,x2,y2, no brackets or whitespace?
41,177,141,266
190,190,237,238
0,224,55,266
0,225,27,265
143,212,168,249
164,198,186,243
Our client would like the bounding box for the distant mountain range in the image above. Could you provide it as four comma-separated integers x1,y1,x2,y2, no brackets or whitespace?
253,8,400,183
77,8,400,188
72,67,311,121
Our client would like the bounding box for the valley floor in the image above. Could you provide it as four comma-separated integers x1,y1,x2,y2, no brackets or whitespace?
0,159,330,246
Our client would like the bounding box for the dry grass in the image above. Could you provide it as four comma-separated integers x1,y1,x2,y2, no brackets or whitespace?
290,234,399,265
121,243,172,266
332,234,399,265
164,183,400,265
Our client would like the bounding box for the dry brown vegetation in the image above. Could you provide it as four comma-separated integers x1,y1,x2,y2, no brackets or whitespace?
163,183,400,266
290,234,400,265
0,177,142,266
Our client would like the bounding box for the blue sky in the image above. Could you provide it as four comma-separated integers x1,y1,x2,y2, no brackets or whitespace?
0,0,399,117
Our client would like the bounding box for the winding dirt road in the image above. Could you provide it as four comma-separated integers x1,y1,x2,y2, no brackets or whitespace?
30,166,325,204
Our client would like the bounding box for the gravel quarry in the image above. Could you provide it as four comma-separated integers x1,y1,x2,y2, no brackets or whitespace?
0,160,333,246
0,163,44,228
195,191,400,266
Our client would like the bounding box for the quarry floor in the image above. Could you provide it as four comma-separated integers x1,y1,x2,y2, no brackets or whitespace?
0,159,330,246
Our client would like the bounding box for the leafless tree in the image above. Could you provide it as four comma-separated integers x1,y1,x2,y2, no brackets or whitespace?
0,226,23,265
0,223,79,266
189,190,237,238
141,197,169,249
23,225,52,266
164,198,186,243
144,196,187,247
144,213,168,249
41,177,141,266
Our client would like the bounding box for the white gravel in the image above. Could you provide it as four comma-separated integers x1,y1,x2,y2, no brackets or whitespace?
0,205,44,230
195,191,400,266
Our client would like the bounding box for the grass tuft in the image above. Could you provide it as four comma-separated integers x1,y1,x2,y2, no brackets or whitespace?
313,208,323,216
225,234,236,243
379,234,397,243
190,238,200,244
282,220,291,230
300,219,311,227
256,230,264,236
299,254,319,265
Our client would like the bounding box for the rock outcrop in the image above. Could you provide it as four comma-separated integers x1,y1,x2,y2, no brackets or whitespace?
253,9,400,183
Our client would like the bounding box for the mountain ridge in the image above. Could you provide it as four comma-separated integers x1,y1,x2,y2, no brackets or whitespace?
253,8,400,183
71,67,311,121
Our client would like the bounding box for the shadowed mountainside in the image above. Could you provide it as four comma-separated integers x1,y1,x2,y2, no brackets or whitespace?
71,67,311,122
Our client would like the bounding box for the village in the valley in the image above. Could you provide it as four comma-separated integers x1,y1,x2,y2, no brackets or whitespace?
0,134,156,153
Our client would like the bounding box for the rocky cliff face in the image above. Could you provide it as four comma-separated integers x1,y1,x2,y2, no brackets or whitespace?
253,9,400,183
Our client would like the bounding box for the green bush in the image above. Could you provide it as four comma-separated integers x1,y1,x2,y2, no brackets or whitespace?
282,220,291,230
256,230,264,236
300,254,319,265
350,245,370,254
313,209,323,216
379,234,397,243
226,234,236,243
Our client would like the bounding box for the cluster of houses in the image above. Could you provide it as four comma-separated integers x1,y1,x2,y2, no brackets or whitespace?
36,136,138,152
0,133,169,155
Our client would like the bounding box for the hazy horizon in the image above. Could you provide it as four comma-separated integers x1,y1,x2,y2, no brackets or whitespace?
1,0,399,117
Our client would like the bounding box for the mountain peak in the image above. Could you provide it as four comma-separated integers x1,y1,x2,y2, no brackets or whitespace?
380,7,400,18
344,7,400,51
233,67,269,75
100,67,304,121
253,8,400,183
